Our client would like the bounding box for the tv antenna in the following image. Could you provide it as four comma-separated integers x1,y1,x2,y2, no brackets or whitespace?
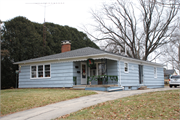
26,2,64,54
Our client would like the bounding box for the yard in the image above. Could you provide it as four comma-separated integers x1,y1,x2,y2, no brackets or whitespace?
57,90,180,119
0,88,96,116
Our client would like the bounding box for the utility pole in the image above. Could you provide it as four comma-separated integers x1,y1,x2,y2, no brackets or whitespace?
26,2,64,55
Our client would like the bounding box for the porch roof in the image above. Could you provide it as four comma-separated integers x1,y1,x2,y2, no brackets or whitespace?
14,47,163,67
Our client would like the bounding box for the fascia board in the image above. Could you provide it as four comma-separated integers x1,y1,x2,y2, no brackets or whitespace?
16,52,163,67
18,53,108,66
105,53,163,67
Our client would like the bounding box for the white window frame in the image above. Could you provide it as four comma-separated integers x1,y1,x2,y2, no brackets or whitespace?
154,67,157,78
30,64,51,79
124,62,129,73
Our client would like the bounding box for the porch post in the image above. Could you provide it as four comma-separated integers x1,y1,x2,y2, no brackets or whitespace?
106,59,108,84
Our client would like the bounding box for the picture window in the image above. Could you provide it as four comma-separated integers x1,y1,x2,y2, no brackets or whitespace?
31,64,50,79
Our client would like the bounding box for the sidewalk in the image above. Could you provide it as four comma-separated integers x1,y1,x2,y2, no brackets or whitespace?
0,87,179,120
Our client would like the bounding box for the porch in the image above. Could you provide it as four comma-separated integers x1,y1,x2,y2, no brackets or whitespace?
73,59,119,86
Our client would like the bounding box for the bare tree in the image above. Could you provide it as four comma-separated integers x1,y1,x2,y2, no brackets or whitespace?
85,0,179,60
162,26,180,73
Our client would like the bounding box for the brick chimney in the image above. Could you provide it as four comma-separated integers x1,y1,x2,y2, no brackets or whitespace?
61,40,71,53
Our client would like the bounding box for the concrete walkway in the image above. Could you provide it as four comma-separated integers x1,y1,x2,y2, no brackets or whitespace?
1,87,179,120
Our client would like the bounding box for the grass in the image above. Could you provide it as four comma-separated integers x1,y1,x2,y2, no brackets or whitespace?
58,90,180,120
0,88,96,116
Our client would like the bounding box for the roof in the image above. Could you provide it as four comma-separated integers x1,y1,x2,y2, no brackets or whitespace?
14,47,163,67
14,47,106,64
164,69,175,76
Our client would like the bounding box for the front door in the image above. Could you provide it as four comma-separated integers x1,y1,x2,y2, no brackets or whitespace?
98,63,106,85
81,63,87,84
139,65,143,84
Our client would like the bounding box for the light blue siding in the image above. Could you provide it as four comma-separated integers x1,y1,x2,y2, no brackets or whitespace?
19,62,74,88
107,60,118,84
19,59,164,89
143,66,164,88
120,62,139,86
119,61,164,90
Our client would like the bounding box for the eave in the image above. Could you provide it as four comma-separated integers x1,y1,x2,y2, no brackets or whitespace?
14,53,163,68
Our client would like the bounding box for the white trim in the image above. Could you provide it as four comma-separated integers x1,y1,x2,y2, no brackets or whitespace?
139,65,144,85
124,62,129,73
81,62,87,84
30,77,51,80
30,63,51,79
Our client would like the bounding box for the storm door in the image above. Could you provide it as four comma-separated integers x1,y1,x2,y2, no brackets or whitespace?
98,63,106,85
81,63,87,84
139,65,143,84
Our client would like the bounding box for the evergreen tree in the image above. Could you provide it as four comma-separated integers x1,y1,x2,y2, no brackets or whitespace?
1,16,99,89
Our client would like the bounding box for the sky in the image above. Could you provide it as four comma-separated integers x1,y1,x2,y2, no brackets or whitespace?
0,0,178,70
0,0,114,32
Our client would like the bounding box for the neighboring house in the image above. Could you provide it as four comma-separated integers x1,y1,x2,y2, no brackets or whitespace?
14,40,164,90
164,69,177,79
164,69,177,84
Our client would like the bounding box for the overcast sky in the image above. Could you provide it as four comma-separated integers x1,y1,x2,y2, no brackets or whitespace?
0,0,114,32
0,0,178,68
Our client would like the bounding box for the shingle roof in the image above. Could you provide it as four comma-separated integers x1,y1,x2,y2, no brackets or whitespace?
14,47,107,64
164,69,175,75
14,47,163,67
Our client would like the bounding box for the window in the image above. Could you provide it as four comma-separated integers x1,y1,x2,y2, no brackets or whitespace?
154,67,157,78
171,75,180,79
38,65,43,77
31,66,36,78
45,65,50,77
124,62,129,73
31,64,50,79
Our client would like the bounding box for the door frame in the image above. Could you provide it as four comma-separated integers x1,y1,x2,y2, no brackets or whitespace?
81,62,87,85
139,65,144,84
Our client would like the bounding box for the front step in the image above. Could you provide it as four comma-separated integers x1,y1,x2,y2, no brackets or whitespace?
72,85,122,91
73,85,118,88
72,85,86,90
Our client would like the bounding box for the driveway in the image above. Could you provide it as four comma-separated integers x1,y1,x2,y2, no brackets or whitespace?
1,87,179,120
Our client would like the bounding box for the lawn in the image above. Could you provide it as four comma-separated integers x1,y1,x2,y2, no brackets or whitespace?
0,89,96,116
58,90,180,119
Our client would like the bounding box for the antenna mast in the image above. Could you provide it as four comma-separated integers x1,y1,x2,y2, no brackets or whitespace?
26,2,64,54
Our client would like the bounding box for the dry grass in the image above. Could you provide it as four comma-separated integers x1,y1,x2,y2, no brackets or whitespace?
0,89,96,116
58,90,180,120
